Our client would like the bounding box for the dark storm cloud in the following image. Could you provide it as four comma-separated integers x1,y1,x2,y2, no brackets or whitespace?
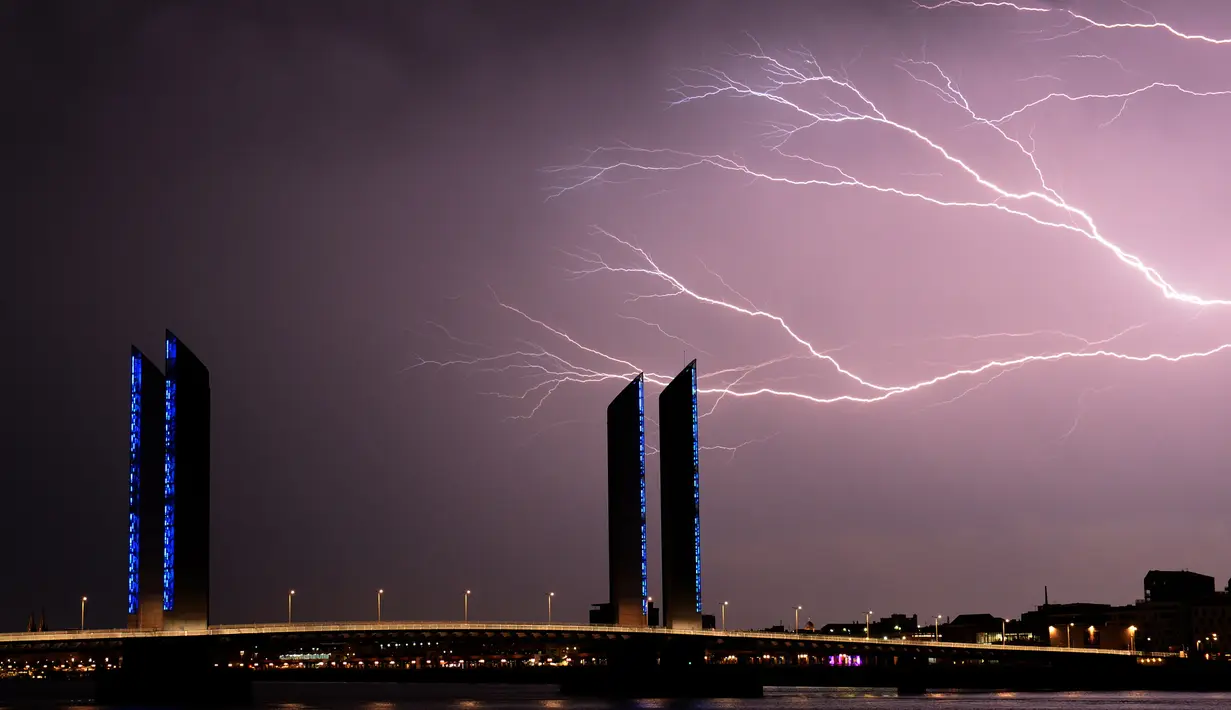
4,0,1230,633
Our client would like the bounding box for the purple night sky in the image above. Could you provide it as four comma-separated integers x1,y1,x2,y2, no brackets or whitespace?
3,0,1231,632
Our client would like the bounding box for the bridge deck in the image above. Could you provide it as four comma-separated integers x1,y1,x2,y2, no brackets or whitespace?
0,621,1168,657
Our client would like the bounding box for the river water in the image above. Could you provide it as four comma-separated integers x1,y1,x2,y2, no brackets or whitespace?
5,684,1231,709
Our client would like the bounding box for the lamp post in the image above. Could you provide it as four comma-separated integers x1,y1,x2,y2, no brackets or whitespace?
1128,625,1137,653
722,601,729,631
547,592,554,623
866,610,873,639
935,615,942,642
378,589,384,622
794,606,802,633
1002,618,1007,646
1067,623,1073,648
80,597,87,631
464,590,471,622
288,590,295,623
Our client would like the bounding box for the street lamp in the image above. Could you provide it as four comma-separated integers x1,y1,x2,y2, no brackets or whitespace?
1067,622,1073,648
794,606,802,633
865,611,873,639
378,589,384,622
1128,625,1137,652
1002,618,1007,646
80,597,87,631
722,601,729,631
547,592,554,623
935,615,942,642
288,590,295,623
464,590,471,622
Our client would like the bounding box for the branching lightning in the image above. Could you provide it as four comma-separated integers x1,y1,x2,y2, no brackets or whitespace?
919,1,1231,46
413,2,1231,446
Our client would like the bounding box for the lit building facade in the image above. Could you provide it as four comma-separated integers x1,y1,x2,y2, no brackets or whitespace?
128,348,166,630
162,331,211,631
604,373,648,626
658,360,701,630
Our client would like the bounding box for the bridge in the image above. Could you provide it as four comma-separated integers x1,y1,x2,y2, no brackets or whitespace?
0,620,1161,659
0,620,1185,701
0,343,1189,701
0,620,1169,675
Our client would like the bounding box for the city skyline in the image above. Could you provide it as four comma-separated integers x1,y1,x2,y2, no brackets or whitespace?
5,0,1231,631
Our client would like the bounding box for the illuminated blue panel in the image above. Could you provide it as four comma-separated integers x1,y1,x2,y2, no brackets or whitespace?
637,375,647,616
163,337,177,611
128,353,142,616
691,363,701,613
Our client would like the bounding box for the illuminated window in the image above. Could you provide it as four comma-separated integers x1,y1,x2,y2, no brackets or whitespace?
637,375,648,615
128,353,142,615
162,336,177,611
690,363,701,613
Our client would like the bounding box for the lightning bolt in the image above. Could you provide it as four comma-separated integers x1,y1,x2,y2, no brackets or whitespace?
547,47,1231,308
415,4,1231,437
918,1,1231,45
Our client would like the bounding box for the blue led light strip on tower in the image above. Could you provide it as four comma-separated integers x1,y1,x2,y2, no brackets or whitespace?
691,363,701,613
128,353,142,616
637,374,647,616
162,337,177,612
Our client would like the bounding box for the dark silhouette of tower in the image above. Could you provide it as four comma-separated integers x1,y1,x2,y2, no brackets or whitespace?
659,360,701,630
128,348,166,630
161,331,211,631
605,373,648,626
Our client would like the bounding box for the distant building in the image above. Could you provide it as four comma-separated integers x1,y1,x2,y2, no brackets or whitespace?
1190,594,1231,654
1020,602,1114,648
161,331,211,631
944,614,1006,644
128,348,166,630
601,373,648,627
588,602,613,625
1111,571,1229,653
1145,570,1216,603
659,360,701,631
820,614,918,640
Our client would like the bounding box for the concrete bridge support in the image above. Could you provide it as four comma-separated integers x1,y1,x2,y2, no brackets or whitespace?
95,636,250,705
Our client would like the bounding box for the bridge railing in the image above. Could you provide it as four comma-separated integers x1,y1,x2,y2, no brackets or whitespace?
0,622,1177,658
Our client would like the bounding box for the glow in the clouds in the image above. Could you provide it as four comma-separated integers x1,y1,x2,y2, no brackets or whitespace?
415,3,1231,422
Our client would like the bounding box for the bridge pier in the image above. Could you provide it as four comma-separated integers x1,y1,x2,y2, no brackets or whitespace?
560,635,761,698
893,654,930,695
95,636,250,705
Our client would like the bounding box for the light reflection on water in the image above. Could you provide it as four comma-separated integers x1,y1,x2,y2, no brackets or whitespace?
6,685,1231,710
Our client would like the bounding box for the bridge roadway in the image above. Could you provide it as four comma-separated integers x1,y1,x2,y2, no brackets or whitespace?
0,621,1170,661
